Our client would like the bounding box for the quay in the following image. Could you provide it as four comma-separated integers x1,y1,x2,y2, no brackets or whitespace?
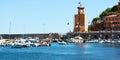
0,31,120,40
67,31,120,40
0,31,120,48
0,33,59,39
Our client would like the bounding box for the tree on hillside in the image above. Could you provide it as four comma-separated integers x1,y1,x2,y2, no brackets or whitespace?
99,5,118,19
111,5,118,12
99,8,111,19
92,17,100,24
92,5,118,24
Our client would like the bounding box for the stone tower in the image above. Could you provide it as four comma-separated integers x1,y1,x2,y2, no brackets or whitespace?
74,3,87,32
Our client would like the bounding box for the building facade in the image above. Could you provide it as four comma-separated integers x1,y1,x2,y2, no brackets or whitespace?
74,5,87,32
88,0,120,31
88,20,104,31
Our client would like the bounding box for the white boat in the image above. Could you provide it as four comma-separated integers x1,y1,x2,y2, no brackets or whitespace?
111,41,115,43
31,43,39,47
117,40,120,43
69,38,75,43
0,40,6,47
98,40,104,43
39,42,51,46
12,43,23,48
86,40,98,43
22,43,30,47
58,41,68,45
0,43,6,47
104,40,111,43
7,43,14,47
73,36,84,43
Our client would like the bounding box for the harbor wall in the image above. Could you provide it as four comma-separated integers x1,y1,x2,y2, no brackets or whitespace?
0,33,59,39
67,31,120,40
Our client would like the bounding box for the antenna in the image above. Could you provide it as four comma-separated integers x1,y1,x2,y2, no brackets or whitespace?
9,16,14,39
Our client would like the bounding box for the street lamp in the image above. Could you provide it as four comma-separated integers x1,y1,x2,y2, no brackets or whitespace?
117,36,119,39
112,34,114,40
99,34,102,40
111,21,114,40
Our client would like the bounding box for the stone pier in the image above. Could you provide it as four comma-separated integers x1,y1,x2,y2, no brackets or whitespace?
67,31,120,40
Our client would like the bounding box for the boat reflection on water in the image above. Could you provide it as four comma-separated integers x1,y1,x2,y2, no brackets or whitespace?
75,43,89,48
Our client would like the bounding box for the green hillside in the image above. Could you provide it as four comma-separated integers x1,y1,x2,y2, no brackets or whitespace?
92,5,118,23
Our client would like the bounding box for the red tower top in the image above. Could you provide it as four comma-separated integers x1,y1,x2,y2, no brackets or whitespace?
78,6,85,14
77,2,85,14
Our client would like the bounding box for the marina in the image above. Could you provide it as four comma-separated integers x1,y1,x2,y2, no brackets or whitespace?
0,43,120,60
0,0,120,60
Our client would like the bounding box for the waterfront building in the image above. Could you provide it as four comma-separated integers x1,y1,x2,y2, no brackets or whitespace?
104,12,120,31
74,3,87,32
88,0,120,31
104,0,120,31
88,20,104,31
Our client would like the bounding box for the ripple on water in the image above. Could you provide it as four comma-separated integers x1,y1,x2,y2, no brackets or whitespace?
0,43,120,60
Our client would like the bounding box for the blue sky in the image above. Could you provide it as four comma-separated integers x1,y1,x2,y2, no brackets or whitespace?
0,0,118,34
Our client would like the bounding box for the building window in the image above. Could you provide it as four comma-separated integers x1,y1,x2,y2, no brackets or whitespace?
106,18,107,21
112,18,114,20
109,18,111,20
115,18,117,20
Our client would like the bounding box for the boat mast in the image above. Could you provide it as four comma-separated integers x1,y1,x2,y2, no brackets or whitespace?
9,21,11,39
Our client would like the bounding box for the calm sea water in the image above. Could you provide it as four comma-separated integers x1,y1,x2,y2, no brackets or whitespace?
0,43,120,60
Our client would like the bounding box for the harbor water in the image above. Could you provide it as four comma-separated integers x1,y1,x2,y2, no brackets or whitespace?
0,43,120,60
